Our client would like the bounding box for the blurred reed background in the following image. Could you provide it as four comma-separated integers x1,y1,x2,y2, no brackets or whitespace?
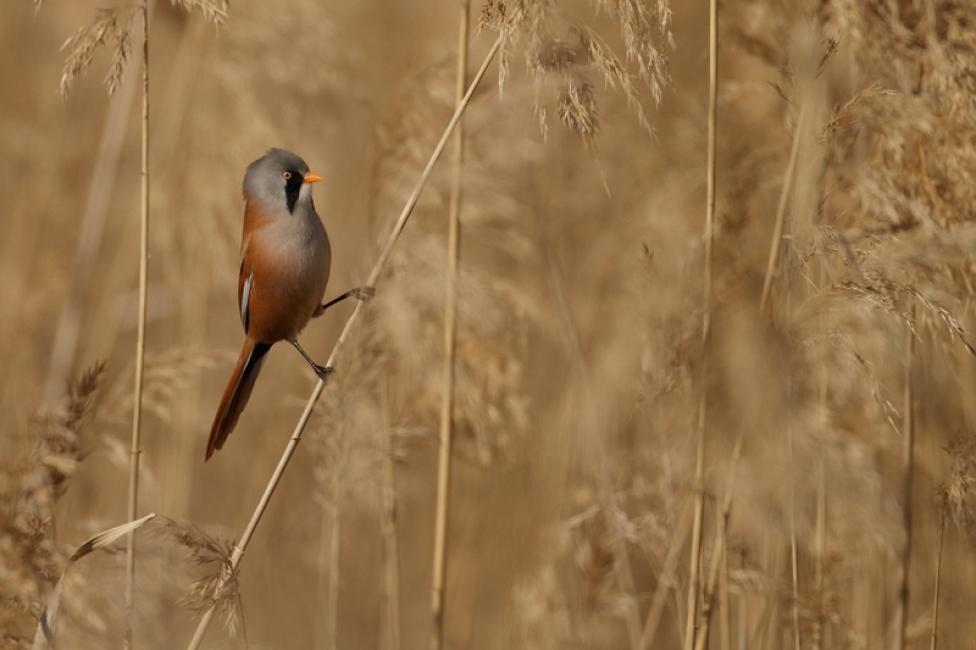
3,0,976,648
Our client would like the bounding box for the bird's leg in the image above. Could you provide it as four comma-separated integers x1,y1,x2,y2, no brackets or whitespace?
289,339,332,380
314,286,376,317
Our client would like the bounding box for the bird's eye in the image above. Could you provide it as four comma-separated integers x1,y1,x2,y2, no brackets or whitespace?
282,171,292,180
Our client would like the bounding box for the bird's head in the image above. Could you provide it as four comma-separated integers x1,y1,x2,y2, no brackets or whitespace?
243,147,322,214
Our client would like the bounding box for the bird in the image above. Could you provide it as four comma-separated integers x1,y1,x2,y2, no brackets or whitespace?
206,148,371,461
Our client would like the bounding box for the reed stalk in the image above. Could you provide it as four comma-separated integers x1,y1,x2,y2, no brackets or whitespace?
788,441,801,650
787,248,801,650
814,452,827,650
382,380,401,650
639,505,693,649
184,34,502,650
685,1,718,648
693,436,742,650
326,493,342,650
719,521,730,650
894,301,916,650
124,3,150,647
929,506,945,650
759,106,805,314
431,3,469,648
814,259,829,650
737,549,748,650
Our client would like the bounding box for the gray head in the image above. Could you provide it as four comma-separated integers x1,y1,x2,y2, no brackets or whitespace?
243,148,322,214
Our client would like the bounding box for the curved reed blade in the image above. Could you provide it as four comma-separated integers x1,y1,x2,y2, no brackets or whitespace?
33,514,157,650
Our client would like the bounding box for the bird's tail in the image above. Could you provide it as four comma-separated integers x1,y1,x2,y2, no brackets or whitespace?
206,339,271,460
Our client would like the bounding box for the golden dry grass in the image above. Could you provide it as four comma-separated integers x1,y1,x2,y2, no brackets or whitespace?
3,0,976,648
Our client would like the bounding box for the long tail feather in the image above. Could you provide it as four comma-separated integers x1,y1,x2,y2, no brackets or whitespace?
206,339,271,460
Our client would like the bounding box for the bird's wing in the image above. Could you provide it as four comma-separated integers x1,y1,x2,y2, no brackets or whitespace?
238,258,254,334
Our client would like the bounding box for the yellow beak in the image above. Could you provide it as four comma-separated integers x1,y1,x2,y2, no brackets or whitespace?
303,172,323,184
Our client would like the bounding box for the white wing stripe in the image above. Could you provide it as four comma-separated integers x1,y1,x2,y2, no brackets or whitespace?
241,271,253,333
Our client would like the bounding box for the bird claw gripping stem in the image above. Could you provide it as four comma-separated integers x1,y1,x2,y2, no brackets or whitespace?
351,286,376,302
313,364,334,381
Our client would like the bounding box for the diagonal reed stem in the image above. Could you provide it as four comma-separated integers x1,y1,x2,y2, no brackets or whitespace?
639,504,693,649
685,1,718,648
759,105,805,313
184,34,502,650
430,3,469,648
124,3,150,647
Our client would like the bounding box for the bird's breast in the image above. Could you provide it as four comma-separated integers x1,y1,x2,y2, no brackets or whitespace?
246,213,331,341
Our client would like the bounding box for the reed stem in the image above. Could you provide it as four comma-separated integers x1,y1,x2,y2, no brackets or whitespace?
693,437,742,650
382,380,402,650
685,1,718,647
431,3,469,648
124,3,150,647
894,301,916,650
930,507,945,650
759,106,805,313
639,505,693,649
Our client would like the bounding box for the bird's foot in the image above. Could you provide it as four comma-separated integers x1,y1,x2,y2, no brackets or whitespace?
313,364,334,380
351,286,376,302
